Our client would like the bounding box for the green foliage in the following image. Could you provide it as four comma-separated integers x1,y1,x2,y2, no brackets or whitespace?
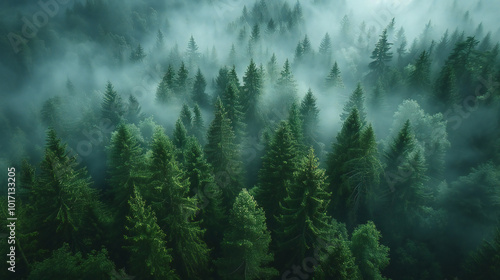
300,89,320,150
350,221,390,280
217,189,277,280
409,51,431,90
341,83,367,124
192,104,206,145
101,82,124,126
369,28,393,76
222,82,246,143
325,61,344,89
192,68,209,108
241,59,263,134
124,188,178,280
466,228,500,279
28,243,115,280
276,148,331,267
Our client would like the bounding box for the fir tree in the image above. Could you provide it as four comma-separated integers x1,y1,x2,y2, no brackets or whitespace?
186,35,200,70
340,83,367,124
254,121,298,231
409,50,431,90
156,65,175,104
319,32,332,61
300,89,320,150
101,82,124,127
205,98,244,205
130,44,146,62
125,94,142,124
241,59,263,134
433,64,458,109
124,188,179,280
175,61,189,97
173,119,188,162
276,148,332,267
192,68,209,108
325,61,344,89
350,221,390,280
275,59,298,112
179,104,192,132
266,53,279,83
287,102,304,150
217,189,277,280
266,18,276,34
147,128,210,279
222,82,245,143
250,23,261,42
369,29,393,77
192,104,205,145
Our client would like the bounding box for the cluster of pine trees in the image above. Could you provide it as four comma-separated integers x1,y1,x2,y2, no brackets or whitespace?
1,0,500,279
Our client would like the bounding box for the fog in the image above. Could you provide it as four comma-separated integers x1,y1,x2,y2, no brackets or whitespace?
1,0,500,278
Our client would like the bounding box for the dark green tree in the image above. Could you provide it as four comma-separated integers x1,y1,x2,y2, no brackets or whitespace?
175,61,189,97
325,61,344,89
369,28,393,78
466,227,500,279
186,35,200,70
192,104,206,145
217,189,277,280
192,68,209,108
125,94,142,124
275,59,298,112
319,32,332,61
409,50,431,91
173,119,188,162
241,59,263,134
179,104,192,133
300,89,320,150
156,65,175,104
287,102,304,150
101,82,124,127
124,188,179,280
205,99,244,205
340,83,367,124
254,121,298,231
130,44,146,62
222,82,246,143
276,148,332,267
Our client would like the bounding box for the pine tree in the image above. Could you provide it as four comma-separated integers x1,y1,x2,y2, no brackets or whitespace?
350,221,390,280
300,89,320,149
250,23,261,42
156,65,175,104
214,66,231,101
266,53,279,83
205,98,244,205
156,29,164,49
30,128,98,252
287,102,304,150
146,128,210,279
241,59,263,135
124,188,179,280
192,104,206,145
228,44,237,66
340,83,367,124
433,64,458,109
369,28,393,77
173,119,188,162
101,82,124,127
319,32,332,61
175,61,189,97
409,50,431,90
179,104,192,132
186,35,200,70
254,121,298,231
275,59,298,112
302,34,312,56
125,94,142,124
325,61,344,89
217,189,277,280
130,44,146,62
107,124,143,231
266,18,276,34
326,108,363,222
276,148,332,267
192,68,209,108
222,82,245,143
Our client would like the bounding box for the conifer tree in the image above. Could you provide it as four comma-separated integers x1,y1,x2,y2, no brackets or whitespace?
222,82,245,143
30,128,98,252
266,53,279,83
325,61,344,89
241,59,263,134
300,89,320,150
156,65,175,104
319,32,332,60
433,65,458,110
266,18,276,34
147,128,210,279
254,121,298,231
205,98,244,205
275,59,298,112
124,188,179,280
287,102,304,150
250,23,261,42
369,28,393,77
340,83,367,124
214,66,231,101
101,82,124,127
192,104,205,145
217,189,277,280
192,68,209,108
350,221,390,280
173,119,188,162
326,108,363,222
175,61,189,97
409,50,431,90
130,44,146,62
186,35,200,70
125,94,142,124
276,148,332,267
179,104,192,133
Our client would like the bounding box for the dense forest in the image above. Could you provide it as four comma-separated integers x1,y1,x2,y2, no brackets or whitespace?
1,0,500,279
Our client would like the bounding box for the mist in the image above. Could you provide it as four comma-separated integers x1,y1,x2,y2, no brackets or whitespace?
1,0,500,279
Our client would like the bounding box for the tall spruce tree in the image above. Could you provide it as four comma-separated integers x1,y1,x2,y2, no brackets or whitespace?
192,104,206,145
325,61,344,89
254,121,298,231
124,188,179,280
101,82,124,127
205,98,244,206
221,82,246,143
241,59,263,135
369,28,393,79
300,89,320,150
276,148,332,267
192,68,209,108
217,189,277,280
146,128,210,279
175,61,189,97
340,83,367,124
409,50,431,91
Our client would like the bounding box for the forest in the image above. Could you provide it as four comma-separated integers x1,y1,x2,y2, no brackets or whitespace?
1,0,500,279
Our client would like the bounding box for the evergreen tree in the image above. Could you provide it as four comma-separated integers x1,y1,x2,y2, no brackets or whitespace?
340,83,367,124
266,18,276,34
173,119,188,162
156,65,175,104
433,64,458,109
124,188,179,280
326,108,363,223
217,189,277,280
466,227,500,279
30,129,98,252
300,89,320,150
101,82,124,127
369,29,393,78
319,32,332,61
266,53,279,83
350,221,390,280
250,23,261,42
192,104,206,145
276,148,332,267
287,102,304,150
179,103,192,133
275,59,298,112
325,61,344,89
146,128,210,279
175,61,189,97
409,50,431,91
125,94,142,124
130,44,146,62
205,98,244,205
241,59,263,134
192,68,209,108
214,66,231,101
222,82,245,143
302,34,312,56
186,35,200,70
254,121,298,231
